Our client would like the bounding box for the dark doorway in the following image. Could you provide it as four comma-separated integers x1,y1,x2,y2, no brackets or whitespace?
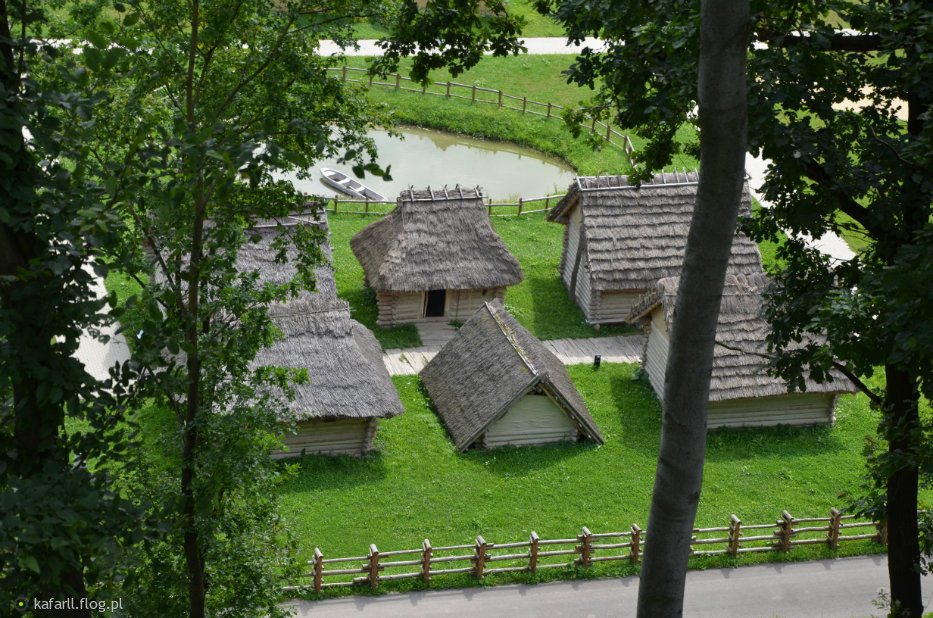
424,289,446,317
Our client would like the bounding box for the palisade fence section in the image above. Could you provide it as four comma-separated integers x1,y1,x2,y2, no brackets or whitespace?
325,66,638,169
325,192,566,217
282,508,890,593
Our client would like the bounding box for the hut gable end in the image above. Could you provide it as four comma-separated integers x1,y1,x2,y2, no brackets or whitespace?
420,301,603,451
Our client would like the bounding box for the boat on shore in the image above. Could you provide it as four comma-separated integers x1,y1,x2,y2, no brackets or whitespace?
320,168,387,201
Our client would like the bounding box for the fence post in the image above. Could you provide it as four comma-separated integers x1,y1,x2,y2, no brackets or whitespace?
421,539,432,585
776,510,795,552
364,199,369,214
577,526,593,568
368,544,380,589
517,198,523,215
529,531,539,572
333,195,338,213
369,73,374,86
545,196,550,211
313,548,323,594
606,124,612,140
546,102,552,118
522,96,527,113
474,536,487,579
630,524,642,563
395,73,401,89
875,520,888,545
471,84,476,102
828,508,841,549
498,90,502,107
591,117,596,131
488,200,492,216
728,515,742,557
446,81,451,97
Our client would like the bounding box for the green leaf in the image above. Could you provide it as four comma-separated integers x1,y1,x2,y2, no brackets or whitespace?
86,31,109,49
124,12,140,27
23,556,40,574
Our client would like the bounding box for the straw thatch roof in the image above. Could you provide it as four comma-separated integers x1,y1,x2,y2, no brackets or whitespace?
631,273,857,402
350,187,523,292
253,299,404,420
420,301,603,451
237,212,337,306
547,171,763,291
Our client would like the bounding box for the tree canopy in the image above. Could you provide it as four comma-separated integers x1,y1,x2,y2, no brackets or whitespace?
534,0,932,614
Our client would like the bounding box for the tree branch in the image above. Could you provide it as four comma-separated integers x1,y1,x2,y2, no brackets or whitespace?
759,29,882,53
803,160,884,238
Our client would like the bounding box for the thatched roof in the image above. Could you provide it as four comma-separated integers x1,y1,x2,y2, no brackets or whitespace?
631,273,857,402
253,299,404,420
350,187,524,292
420,301,603,451
547,171,763,292
237,212,337,306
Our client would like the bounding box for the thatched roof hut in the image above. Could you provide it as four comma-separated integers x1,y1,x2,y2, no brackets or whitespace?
351,187,524,327
254,299,404,457
546,171,764,325
629,273,857,428
420,301,603,451
237,212,337,306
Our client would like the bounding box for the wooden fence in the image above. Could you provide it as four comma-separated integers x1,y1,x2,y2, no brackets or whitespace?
325,192,566,217
326,66,638,169
282,508,888,593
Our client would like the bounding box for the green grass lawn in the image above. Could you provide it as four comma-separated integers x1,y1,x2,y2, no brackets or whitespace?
277,364,893,574
329,211,635,346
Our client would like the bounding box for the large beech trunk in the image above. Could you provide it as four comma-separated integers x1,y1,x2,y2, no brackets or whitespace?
635,0,750,615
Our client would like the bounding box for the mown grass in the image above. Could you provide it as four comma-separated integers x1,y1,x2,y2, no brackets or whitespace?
277,363,903,597
336,54,700,175
328,211,634,344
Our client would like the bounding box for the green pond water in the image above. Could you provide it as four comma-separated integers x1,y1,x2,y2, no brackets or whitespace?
284,126,577,202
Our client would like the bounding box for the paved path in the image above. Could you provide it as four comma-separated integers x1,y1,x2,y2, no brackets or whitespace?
283,555,932,617
318,37,604,57
74,267,131,382
382,322,644,375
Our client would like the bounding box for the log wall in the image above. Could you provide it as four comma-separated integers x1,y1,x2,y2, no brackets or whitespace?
480,393,579,448
375,288,507,326
272,418,379,458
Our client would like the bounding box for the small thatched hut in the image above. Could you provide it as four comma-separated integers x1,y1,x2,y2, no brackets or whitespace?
546,171,764,325
237,212,337,305
351,187,524,327
254,299,404,457
420,301,603,451
629,273,856,428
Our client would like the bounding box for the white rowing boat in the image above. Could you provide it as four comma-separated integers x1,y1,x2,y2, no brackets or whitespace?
320,167,387,201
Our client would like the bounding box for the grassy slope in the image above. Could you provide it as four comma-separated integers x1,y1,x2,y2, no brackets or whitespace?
278,364,890,564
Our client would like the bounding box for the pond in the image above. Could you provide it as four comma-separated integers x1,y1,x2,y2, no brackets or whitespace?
282,126,577,202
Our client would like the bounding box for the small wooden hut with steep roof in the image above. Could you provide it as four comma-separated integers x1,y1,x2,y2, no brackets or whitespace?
351,187,524,327
420,301,603,451
546,171,764,325
254,299,405,457
237,211,337,305
629,273,856,428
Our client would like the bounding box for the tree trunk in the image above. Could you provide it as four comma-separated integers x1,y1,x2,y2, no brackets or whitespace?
635,0,749,615
884,365,922,616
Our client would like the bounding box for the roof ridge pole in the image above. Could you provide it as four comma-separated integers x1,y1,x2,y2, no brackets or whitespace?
484,302,538,376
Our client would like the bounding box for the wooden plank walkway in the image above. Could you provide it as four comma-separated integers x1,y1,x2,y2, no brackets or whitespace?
382,323,645,376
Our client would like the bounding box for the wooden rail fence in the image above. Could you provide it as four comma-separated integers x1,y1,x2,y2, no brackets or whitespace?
326,66,638,169
282,508,889,593
325,192,566,217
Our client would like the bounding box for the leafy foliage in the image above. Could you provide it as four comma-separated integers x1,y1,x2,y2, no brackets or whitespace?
0,1,143,607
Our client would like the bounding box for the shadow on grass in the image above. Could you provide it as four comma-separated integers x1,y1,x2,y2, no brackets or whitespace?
705,422,846,462
277,449,391,494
